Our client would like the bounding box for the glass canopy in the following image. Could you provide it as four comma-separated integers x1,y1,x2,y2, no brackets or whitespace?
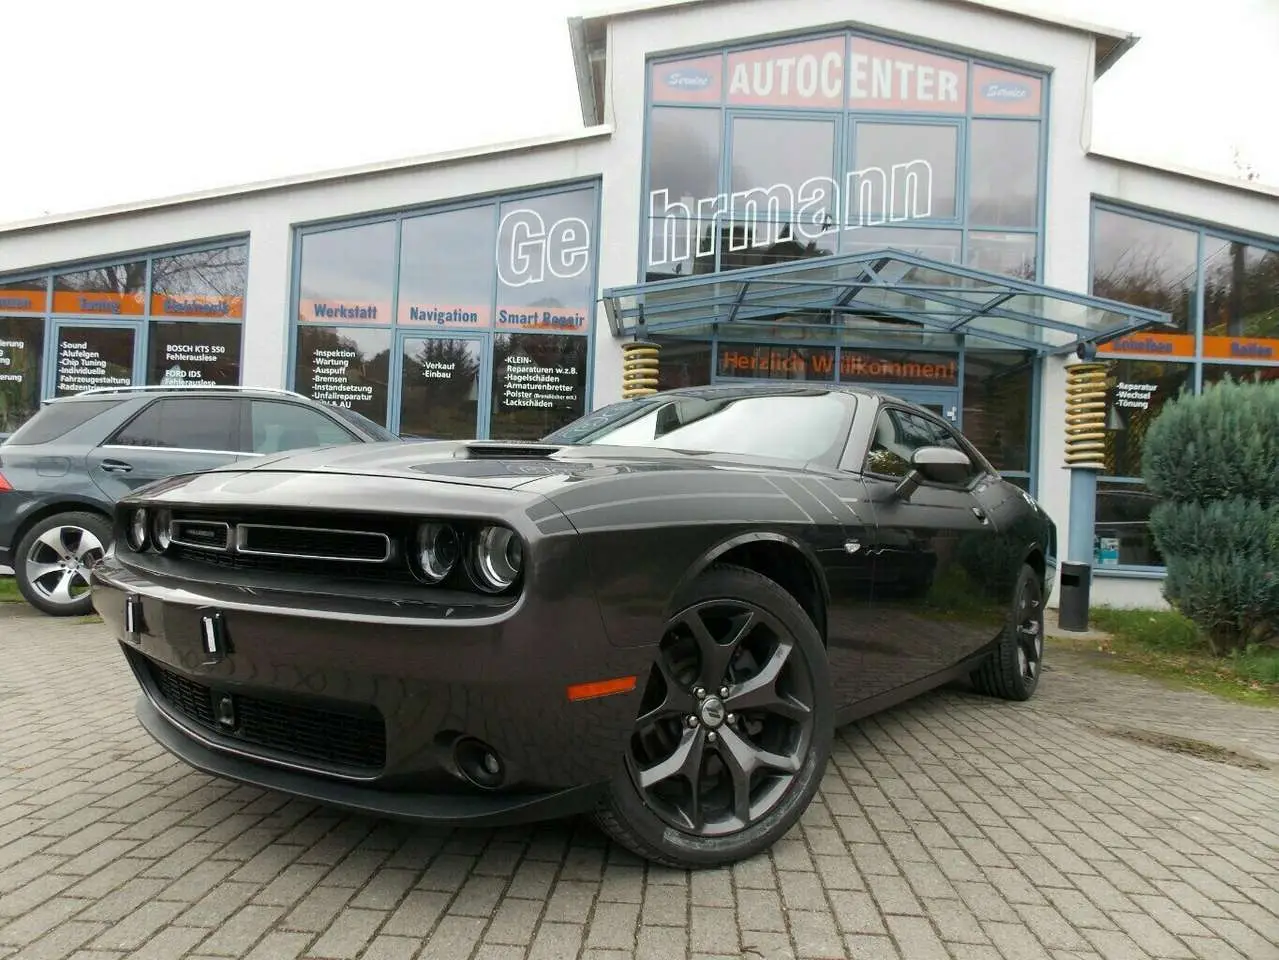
601,249,1173,354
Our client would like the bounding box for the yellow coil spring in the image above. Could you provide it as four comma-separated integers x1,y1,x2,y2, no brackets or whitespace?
1064,362,1108,469
621,341,661,398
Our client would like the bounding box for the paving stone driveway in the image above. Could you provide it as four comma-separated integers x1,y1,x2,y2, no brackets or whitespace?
1,600,1277,960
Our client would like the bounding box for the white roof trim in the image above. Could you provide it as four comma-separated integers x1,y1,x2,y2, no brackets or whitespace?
1088,150,1279,201
0,126,613,236
574,0,1134,42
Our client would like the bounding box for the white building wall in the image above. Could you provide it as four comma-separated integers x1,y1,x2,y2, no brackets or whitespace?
0,132,612,389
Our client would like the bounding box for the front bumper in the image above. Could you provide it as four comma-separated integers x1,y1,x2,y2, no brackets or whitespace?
93,555,656,826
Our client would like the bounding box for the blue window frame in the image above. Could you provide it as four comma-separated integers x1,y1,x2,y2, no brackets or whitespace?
286,180,602,440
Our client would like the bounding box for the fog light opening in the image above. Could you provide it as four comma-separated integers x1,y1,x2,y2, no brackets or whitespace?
453,737,506,790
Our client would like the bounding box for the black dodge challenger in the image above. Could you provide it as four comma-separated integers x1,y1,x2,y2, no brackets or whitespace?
91,383,1056,869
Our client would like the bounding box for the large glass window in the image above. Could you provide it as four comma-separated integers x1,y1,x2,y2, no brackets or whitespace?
398,207,496,328
852,123,958,222
398,336,484,440
490,334,589,440
0,278,47,314
147,321,242,387
53,262,146,316
293,326,391,427
716,343,835,381
962,350,1032,473
1201,239,1279,352
53,326,135,396
495,190,596,334
150,246,248,319
645,33,1045,283
1095,481,1164,568
297,221,397,325
1091,209,1198,335
656,339,713,390
967,120,1039,228
0,317,44,434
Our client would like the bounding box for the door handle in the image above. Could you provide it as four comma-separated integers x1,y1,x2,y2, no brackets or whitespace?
972,506,988,523
100,459,134,474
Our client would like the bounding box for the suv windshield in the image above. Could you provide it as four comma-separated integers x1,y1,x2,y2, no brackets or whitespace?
546,392,854,464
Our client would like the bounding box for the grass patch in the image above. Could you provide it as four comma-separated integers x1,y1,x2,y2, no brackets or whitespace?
1061,606,1279,706
0,577,18,603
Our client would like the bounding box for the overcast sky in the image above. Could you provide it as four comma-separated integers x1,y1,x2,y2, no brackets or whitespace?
0,0,1273,227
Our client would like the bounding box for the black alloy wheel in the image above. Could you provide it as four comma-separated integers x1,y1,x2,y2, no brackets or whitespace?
971,562,1045,701
596,564,833,869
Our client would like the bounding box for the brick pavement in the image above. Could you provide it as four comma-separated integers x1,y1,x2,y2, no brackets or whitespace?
1,599,1277,960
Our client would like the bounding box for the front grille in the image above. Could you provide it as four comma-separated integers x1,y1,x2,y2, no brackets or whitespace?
144,660,386,772
237,524,390,562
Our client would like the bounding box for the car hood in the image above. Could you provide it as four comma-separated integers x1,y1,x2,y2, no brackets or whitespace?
222,439,820,491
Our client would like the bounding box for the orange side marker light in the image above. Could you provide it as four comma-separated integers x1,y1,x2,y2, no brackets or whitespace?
567,676,638,702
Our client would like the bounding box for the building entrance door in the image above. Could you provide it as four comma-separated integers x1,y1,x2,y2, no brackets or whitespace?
851,384,960,427
393,332,489,440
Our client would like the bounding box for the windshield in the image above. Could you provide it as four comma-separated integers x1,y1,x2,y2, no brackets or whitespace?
547,392,855,464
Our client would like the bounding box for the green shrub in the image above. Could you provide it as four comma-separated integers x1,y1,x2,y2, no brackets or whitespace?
1141,378,1279,654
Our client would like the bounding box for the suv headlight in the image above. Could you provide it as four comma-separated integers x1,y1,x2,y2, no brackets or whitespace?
471,525,523,592
415,523,460,582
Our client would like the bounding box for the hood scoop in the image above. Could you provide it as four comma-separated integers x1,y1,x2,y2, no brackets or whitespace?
460,441,563,460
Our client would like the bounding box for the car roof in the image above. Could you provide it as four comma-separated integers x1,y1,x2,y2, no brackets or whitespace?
44,386,314,404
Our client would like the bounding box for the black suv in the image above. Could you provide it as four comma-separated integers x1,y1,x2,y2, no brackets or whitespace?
0,386,397,617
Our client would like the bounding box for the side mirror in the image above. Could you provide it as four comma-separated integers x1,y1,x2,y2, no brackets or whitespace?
894,446,972,500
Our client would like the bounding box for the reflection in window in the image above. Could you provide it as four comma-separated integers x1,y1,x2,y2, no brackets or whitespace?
719,221,835,273
491,334,588,441
968,120,1039,228
398,337,483,440
1100,360,1192,478
151,246,248,318
648,108,722,213
147,321,242,387
967,232,1036,280
1201,239,1279,342
962,350,1032,471
53,262,146,316
294,325,391,426
0,317,44,434
250,400,356,454
852,123,958,221
646,216,718,280
54,326,134,396
113,398,240,451
1090,209,1197,332
297,221,397,324
495,190,596,332
572,392,852,463
865,407,967,478
399,207,497,328
1201,363,1279,387
655,339,712,390
839,226,961,263
1095,481,1164,567
730,118,835,212
0,277,47,313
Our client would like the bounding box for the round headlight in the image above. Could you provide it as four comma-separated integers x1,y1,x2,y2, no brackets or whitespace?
126,508,149,551
473,525,523,592
152,509,172,552
416,523,460,582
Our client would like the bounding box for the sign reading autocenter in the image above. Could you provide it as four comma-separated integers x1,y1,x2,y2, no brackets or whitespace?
651,35,1041,116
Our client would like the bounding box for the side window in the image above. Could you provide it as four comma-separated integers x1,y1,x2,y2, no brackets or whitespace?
110,398,241,451
250,400,356,454
864,407,970,481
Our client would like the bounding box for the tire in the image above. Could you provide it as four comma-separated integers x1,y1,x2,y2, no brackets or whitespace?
970,562,1045,702
595,563,833,869
14,511,112,617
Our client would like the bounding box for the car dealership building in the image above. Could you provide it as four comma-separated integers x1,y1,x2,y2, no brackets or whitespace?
1,0,1276,609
